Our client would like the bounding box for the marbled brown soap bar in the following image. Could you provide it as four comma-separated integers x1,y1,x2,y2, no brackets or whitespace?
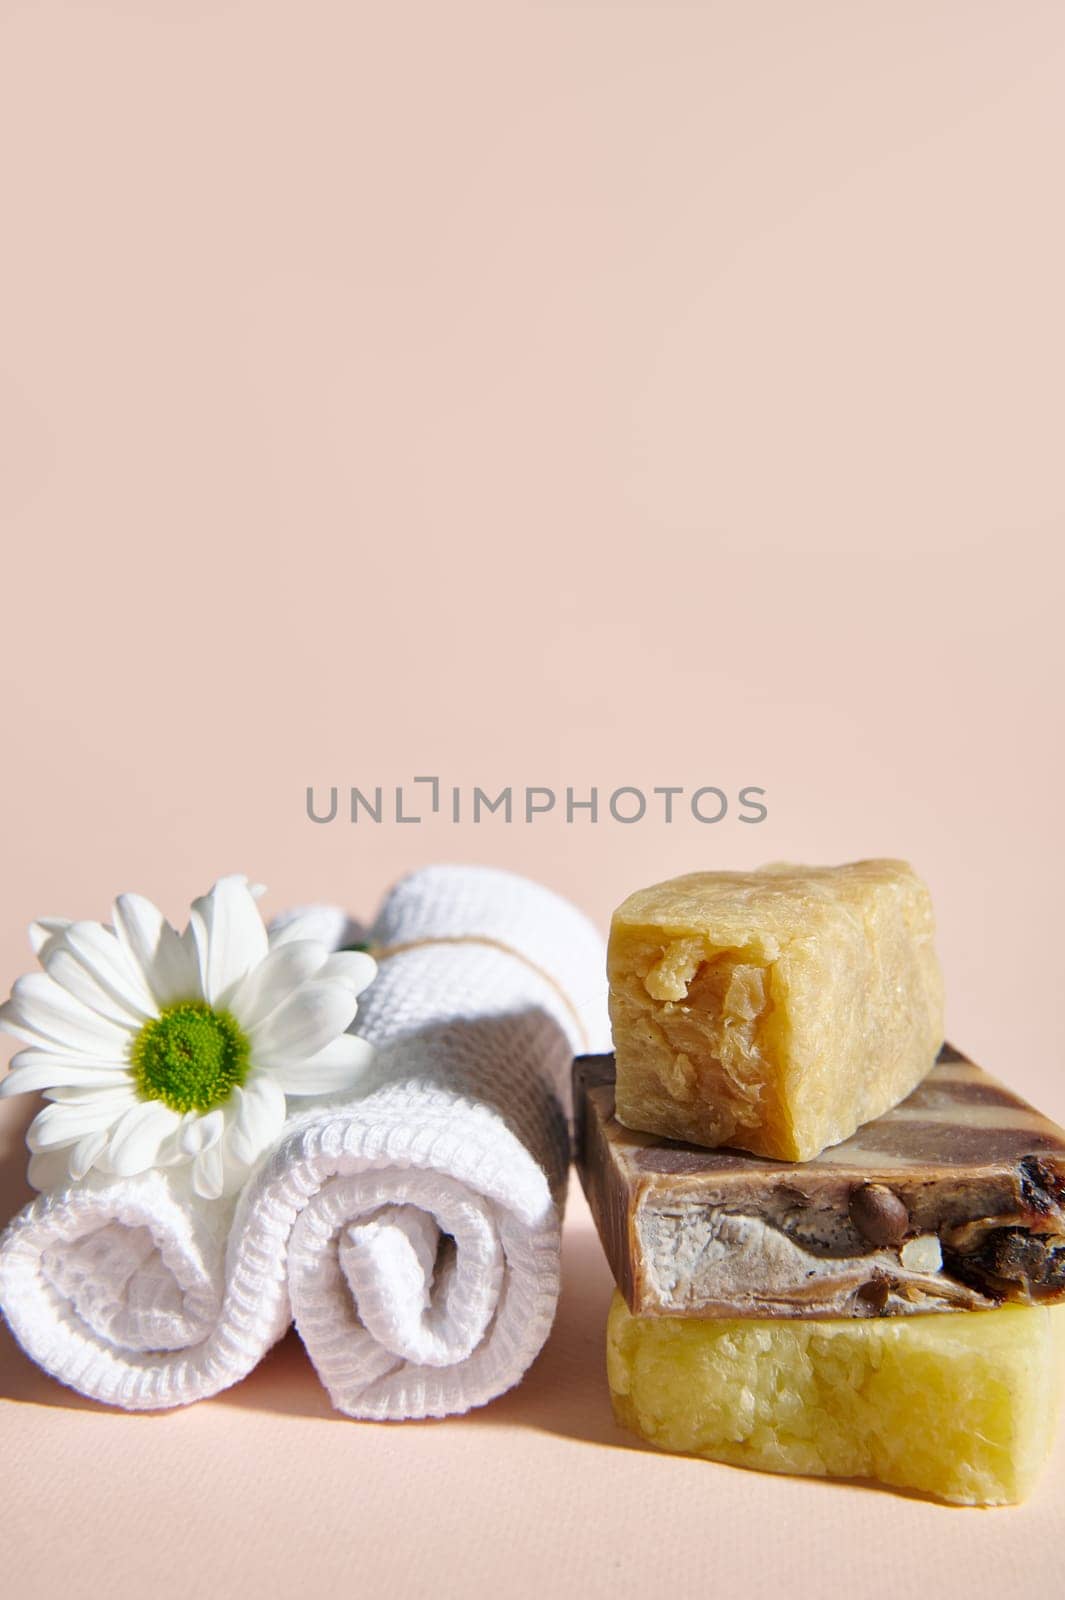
574,1046,1065,1318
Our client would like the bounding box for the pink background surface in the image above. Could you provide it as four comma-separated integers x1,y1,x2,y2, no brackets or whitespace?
1,3,1064,1596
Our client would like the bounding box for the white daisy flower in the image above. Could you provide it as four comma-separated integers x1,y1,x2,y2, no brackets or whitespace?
0,875,377,1199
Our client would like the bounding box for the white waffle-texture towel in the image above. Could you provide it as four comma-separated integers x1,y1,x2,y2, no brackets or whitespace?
283,863,608,1418
0,866,607,1414
0,903,366,1411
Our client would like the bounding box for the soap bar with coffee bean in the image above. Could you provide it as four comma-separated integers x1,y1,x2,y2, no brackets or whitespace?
608,859,944,1161
575,1046,1065,1319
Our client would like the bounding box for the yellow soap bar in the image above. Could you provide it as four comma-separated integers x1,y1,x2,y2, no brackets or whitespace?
609,859,944,1161
607,1291,1065,1506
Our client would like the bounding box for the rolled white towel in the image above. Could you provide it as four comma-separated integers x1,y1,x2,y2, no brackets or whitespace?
284,863,608,1419
0,866,606,1415
0,900,368,1410
0,1164,293,1407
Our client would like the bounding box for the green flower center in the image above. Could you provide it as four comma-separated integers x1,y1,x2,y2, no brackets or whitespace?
131,1001,250,1113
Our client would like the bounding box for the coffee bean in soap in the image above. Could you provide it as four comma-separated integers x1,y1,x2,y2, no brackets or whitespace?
849,1182,910,1247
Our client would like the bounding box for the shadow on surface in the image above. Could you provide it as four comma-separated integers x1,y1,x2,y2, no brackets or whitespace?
216,1328,335,1420
0,1100,96,1411
0,1097,35,1224
461,1218,638,1449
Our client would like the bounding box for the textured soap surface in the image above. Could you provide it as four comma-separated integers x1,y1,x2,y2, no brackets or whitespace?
607,1290,1065,1505
609,859,944,1161
575,1048,1065,1317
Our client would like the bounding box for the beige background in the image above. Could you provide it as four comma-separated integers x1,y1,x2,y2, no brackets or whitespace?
1,3,1063,1597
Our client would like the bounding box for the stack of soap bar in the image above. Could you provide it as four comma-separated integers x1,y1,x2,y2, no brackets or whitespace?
609,859,944,1161
585,860,1065,1504
577,1051,1065,1504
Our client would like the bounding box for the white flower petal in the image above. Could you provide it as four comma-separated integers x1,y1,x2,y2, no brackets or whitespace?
192,1139,226,1199
27,1147,76,1191
44,948,145,1027
27,1093,137,1152
224,1077,286,1169
269,1031,376,1094
0,1011,104,1056
113,893,200,1007
189,875,269,1008
179,1107,225,1157
249,979,359,1065
1,973,135,1056
318,950,378,997
29,918,71,958
104,1100,182,1177
43,1079,138,1106
228,940,329,1034
62,921,157,1019
0,1051,130,1097
268,905,366,953
0,1005,62,1053
70,1128,112,1181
